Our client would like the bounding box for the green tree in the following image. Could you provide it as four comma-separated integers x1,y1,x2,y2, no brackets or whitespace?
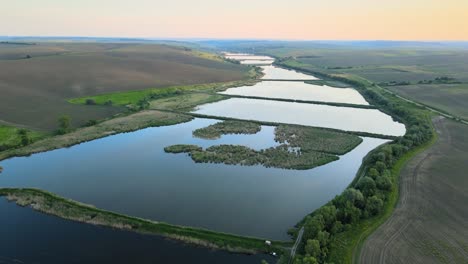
375,161,387,174
341,188,364,208
17,129,31,146
304,239,321,258
376,176,392,191
57,115,71,135
356,176,377,197
304,215,324,239
85,99,96,105
366,196,384,215
302,256,318,264
367,168,380,179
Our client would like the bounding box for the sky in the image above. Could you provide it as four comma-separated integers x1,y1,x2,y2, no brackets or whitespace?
1,0,468,40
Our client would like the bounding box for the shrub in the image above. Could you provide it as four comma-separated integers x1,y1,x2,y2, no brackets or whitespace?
366,196,384,215
85,99,96,105
376,176,392,191
356,177,377,197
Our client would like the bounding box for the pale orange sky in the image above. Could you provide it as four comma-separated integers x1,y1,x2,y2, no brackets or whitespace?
1,0,468,40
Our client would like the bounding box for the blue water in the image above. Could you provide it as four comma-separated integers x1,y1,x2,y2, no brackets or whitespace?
0,118,388,240
0,198,274,264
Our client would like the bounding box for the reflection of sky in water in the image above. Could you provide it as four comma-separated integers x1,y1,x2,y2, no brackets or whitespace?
194,98,406,136
221,80,369,105
0,118,389,240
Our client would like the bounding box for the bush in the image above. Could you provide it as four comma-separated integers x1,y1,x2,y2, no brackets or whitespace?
356,177,377,197
305,239,321,258
85,99,96,105
57,115,71,135
85,119,98,127
366,196,384,215
376,176,392,191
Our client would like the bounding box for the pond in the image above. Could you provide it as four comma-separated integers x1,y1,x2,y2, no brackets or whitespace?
192,98,406,136
0,118,389,240
0,198,274,264
220,81,369,105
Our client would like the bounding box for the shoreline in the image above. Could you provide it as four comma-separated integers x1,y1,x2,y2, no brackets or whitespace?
0,188,289,254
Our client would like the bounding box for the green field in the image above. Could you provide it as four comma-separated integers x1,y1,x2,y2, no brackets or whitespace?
0,43,250,131
387,83,468,120
0,125,45,151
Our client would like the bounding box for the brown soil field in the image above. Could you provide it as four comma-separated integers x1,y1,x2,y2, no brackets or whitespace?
359,117,468,264
0,43,249,131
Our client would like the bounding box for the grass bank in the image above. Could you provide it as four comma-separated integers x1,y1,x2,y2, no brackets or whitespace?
69,80,259,107
0,188,288,254
214,93,377,109
0,110,192,162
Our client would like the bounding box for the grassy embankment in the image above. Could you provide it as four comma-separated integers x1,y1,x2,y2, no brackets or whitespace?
214,93,377,109
69,79,258,111
0,110,192,161
274,58,435,264
0,188,288,254
164,121,362,170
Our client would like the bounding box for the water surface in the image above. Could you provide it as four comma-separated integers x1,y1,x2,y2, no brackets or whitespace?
0,198,274,264
240,60,275,65
261,65,319,80
193,99,406,136
225,55,274,61
0,118,388,240
220,81,369,105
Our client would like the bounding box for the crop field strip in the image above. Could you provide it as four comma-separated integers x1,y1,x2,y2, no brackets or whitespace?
0,43,251,131
359,118,468,264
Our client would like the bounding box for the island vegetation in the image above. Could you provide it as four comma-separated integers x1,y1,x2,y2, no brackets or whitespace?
164,144,203,153
192,120,261,139
165,124,362,170
275,125,363,155
168,144,338,170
